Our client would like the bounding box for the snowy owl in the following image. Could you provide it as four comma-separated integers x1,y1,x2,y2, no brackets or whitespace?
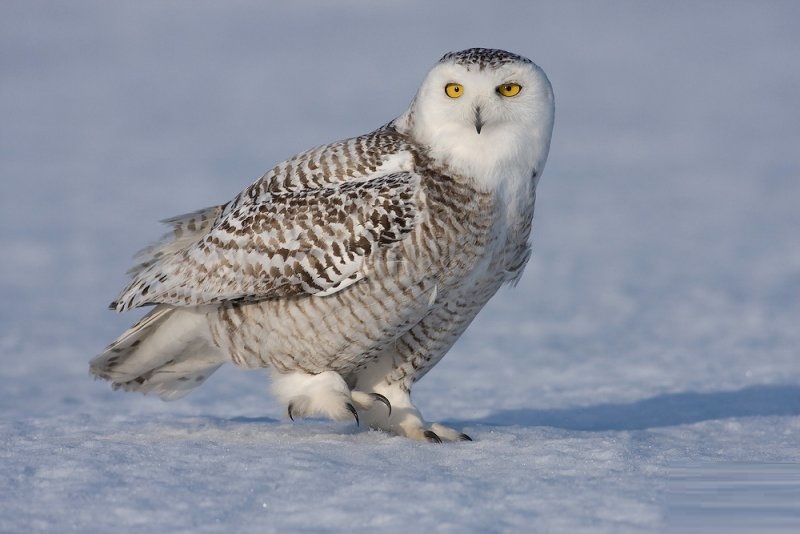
91,48,555,442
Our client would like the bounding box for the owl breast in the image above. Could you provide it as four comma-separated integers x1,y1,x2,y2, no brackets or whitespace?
206,168,506,375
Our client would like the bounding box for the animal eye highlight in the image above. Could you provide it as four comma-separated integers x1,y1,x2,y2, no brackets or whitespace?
445,83,464,98
496,83,522,97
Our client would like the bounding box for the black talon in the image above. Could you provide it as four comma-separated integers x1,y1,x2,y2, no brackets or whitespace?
370,393,392,416
458,433,473,442
287,403,295,422
346,403,359,426
424,430,442,443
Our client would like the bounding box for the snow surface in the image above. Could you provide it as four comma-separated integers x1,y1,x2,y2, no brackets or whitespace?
2,1,800,532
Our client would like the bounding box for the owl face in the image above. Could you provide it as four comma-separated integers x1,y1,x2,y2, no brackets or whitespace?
400,49,555,187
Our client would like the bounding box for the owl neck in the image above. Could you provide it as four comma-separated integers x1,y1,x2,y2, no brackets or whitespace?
393,108,549,195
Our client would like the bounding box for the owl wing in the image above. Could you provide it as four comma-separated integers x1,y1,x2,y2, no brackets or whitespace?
126,205,225,278
111,171,420,312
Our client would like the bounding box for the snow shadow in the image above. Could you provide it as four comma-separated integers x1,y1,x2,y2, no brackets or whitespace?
213,416,280,425
459,384,800,431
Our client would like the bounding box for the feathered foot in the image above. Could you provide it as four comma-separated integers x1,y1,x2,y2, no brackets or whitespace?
272,371,391,427
356,384,472,442
271,370,468,441
350,391,392,416
273,371,361,423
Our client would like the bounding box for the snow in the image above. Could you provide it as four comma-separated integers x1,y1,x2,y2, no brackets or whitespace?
2,1,800,532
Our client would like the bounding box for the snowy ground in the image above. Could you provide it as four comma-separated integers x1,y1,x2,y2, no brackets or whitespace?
2,2,800,532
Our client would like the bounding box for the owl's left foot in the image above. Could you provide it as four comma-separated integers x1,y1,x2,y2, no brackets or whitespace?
351,391,392,416
355,385,473,442
422,424,472,443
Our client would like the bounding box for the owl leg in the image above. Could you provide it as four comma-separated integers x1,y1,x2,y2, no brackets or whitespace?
270,370,360,424
352,357,471,442
355,382,471,442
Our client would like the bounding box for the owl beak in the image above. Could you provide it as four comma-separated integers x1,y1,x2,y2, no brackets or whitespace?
474,106,484,134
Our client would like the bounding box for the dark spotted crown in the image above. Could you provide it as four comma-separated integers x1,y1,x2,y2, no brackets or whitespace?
438,48,533,69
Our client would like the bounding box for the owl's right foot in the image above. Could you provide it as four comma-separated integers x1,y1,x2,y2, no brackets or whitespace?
272,371,392,427
287,398,359,425
272,370,361,424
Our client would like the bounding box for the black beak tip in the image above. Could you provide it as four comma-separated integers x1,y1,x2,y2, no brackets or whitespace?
474,106,484,134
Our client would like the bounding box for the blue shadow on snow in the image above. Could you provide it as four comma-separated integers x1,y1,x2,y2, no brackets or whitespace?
456,384,800,431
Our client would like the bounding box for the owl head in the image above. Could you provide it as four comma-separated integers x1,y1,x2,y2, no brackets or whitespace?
397,48,555,188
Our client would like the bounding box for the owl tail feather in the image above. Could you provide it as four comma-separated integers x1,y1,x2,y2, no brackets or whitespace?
90,305,225,401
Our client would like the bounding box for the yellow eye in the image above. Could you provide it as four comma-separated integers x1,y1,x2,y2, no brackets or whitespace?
445,83,464,98
496,83,522,97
